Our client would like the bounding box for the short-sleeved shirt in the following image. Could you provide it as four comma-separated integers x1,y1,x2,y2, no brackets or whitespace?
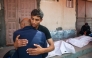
37,25,51,40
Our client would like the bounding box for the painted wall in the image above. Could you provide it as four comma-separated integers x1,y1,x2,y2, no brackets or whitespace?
40,0,76,31
0,0,76,46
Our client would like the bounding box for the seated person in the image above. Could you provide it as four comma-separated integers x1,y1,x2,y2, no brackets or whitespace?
80,23,91,36
12,18,47,58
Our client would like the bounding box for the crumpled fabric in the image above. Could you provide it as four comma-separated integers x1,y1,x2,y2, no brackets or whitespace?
50,30,64,41
66,35,92,48
63,30,76,39
50,30,76,41
46,40,75,58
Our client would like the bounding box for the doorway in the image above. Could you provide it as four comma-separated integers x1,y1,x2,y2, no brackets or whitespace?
76,0,92,35
4,0,37,45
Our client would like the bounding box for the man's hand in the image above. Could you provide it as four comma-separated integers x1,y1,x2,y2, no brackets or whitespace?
14,35,28,49
26,44,44,55
26,38,55,55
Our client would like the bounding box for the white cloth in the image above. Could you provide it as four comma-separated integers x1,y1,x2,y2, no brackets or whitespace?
66,35,92,48
60,41,75,54
46,40,75,58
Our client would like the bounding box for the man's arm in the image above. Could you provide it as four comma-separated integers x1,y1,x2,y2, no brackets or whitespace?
26,38,54,55
41,26,55,53
42,38,54,53
14,35,28,49
88,26,90,30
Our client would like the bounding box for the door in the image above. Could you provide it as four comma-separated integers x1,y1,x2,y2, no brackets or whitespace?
86,1,92,31
76,0,92,35
4,0,37,45
18,0,37,21
4,0,18,45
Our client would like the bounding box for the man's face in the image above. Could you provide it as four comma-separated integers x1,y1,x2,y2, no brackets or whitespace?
30,16,42,28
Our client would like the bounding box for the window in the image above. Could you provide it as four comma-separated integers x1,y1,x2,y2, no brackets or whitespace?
66,0,73,8
42,0,59,2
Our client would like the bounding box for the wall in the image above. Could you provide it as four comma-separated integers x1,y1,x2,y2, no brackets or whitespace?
0,0,6,47
40,0,76,31
0,0,76,46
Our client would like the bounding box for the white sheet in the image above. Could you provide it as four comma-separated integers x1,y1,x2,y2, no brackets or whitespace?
46,40,75,58
66,35,92,48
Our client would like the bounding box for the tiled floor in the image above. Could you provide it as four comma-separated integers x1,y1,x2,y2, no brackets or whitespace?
79,52,92,58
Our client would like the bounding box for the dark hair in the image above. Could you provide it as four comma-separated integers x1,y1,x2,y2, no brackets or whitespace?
85,23,88,25
31,9,44,19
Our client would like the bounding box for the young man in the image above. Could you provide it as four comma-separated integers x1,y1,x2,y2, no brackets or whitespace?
14,9,54,56
26,9,55,55
13,18,47,58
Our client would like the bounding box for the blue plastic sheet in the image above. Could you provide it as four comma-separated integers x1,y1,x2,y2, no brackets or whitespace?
50,29,76,41
50,30,64,41
63,29,76,39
